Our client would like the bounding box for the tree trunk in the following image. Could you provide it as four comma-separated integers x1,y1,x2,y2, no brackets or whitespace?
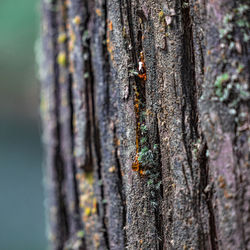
39,0,249,249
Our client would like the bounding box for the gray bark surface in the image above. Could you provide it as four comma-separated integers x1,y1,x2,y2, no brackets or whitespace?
39,0,249,249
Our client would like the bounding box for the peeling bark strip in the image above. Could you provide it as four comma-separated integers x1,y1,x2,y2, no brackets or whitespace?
40,0,250,249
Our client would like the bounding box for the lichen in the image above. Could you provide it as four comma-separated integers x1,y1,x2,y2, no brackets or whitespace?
58,33,67,44
57,52,67,66
214,3,250,110
73,15,81,26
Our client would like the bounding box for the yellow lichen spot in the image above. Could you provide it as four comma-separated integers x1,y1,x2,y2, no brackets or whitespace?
84,207,91,216
95,8,102,17
159,10,164,18
57,52,67,66
158,10,165,22
122,27,126,37
58,33,67,43
108,166,116,173
73,15,81,25
85,172,94,185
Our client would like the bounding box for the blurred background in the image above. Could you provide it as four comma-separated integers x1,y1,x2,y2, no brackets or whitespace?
0,0,46,249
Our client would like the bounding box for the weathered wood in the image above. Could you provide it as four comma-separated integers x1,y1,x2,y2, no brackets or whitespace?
200,1,250,249
39,0,250,249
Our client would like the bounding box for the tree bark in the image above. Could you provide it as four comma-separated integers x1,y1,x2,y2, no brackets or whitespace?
39,0,249,249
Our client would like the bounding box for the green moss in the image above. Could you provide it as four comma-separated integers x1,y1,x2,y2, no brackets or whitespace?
138,146,154,166
84,72,89,79
214,73,229,98
182,2,189,8
129,69,138,76
155,181,162,190
77,230,85,238
215,2,250,109
219,4,249,42
141,124,148,133
147,179,153,186
140,137,147,144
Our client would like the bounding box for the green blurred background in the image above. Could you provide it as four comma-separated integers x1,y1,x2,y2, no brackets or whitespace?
0,0,46,249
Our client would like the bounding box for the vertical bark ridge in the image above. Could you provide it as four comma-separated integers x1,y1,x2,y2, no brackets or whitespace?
57,0,82,241
41,1,69,249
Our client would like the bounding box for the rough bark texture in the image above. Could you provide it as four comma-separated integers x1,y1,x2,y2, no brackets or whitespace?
39,0,249,249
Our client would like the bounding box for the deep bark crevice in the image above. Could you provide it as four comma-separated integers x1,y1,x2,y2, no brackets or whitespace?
180,0,199,182
154,119,164,249
52,1,70,245
113,124,127,246
125,0,137,65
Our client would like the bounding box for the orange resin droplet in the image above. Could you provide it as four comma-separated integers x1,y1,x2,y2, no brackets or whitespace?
138,72,146,81
132,154,140,171
132,52,147,174
139,169,145,176
132,160,140,172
